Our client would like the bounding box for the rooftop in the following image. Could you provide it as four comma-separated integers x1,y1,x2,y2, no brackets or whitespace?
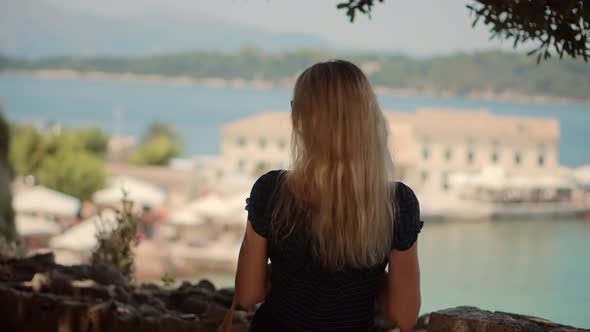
222,108,559,141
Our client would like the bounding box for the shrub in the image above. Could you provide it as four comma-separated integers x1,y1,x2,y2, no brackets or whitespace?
91,196,138,280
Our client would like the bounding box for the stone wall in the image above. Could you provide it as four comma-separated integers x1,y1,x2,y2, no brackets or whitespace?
0,254,586,332
429,307,585,332
0,253,249,332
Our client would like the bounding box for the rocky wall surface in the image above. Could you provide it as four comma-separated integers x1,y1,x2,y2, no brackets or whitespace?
428,307,586,332
0,254,586,332
0,253,250,332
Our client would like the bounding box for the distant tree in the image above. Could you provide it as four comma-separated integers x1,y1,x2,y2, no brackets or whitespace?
128,136,181,166
9,125,107,200
337,0,590,62
36,150,106,200
144,122,179,143
3,50,588,100
78,128,109,157
9,126,44,175
128,122,181,166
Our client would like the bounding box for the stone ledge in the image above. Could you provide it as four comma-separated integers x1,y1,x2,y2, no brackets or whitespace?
1,254,587,331
0,253,250,332
429,306,587,332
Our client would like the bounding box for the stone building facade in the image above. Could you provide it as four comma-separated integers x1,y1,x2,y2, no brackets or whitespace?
221,108,559,194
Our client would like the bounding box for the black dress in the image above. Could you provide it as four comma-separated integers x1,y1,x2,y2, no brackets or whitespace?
245,170,423,332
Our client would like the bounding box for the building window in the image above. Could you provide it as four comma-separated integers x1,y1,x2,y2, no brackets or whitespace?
237,159,246,172
514,152,521,165
442,172,449,191
467,150,474,164
421,171,428,181
491,152,499,163
422,146,429,160
444,148,452,161
538,143,546,167
237,137,246,147
259,138,267,149
278,139,287,150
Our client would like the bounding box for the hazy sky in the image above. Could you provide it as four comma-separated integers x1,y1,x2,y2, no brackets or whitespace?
44,0,517,55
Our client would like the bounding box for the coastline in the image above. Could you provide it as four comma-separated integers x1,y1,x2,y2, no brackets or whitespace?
2,69,586,106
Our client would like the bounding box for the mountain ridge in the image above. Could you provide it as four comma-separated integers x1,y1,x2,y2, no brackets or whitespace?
0,0,334,57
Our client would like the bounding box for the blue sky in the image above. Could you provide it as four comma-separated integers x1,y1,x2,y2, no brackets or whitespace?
45,0,520,55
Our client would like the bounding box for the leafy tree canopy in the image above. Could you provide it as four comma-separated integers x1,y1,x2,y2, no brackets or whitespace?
129,122,181,166
78,128,109,157
9,125,107,200
337,0,590,62
9,126,44,176
36,149,106,200
144,122,179,143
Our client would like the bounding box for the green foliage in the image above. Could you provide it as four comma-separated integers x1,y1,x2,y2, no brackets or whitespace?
9,125,107,200
144,122,178,142
0,198,17,245
9,126,43,175
0,110,17,244
3,49,588,101
91,198,138,280
337,0,589,62
161,272,176,287
128,136,180,166
36,150,106,200
467,1,589,62
78,128,109,157
129,122,181,166
0,110,9,159
337,0,384,22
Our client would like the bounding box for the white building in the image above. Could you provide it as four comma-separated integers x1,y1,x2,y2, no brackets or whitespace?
93,175,167,209
50,210,118,252
221,108,560,196
222,111,291,177
14,185,80,218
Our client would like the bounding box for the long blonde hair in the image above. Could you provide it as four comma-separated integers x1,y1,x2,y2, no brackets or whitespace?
273,60,396,271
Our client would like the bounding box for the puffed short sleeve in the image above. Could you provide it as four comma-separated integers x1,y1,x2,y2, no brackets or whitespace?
244,170,283,238
392,182,423,251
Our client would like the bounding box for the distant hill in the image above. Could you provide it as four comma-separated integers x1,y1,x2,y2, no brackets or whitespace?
2,49,589,102
0,0,332,57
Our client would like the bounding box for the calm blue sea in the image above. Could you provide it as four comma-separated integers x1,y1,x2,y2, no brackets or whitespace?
1,74,590,328
1,74,589,167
